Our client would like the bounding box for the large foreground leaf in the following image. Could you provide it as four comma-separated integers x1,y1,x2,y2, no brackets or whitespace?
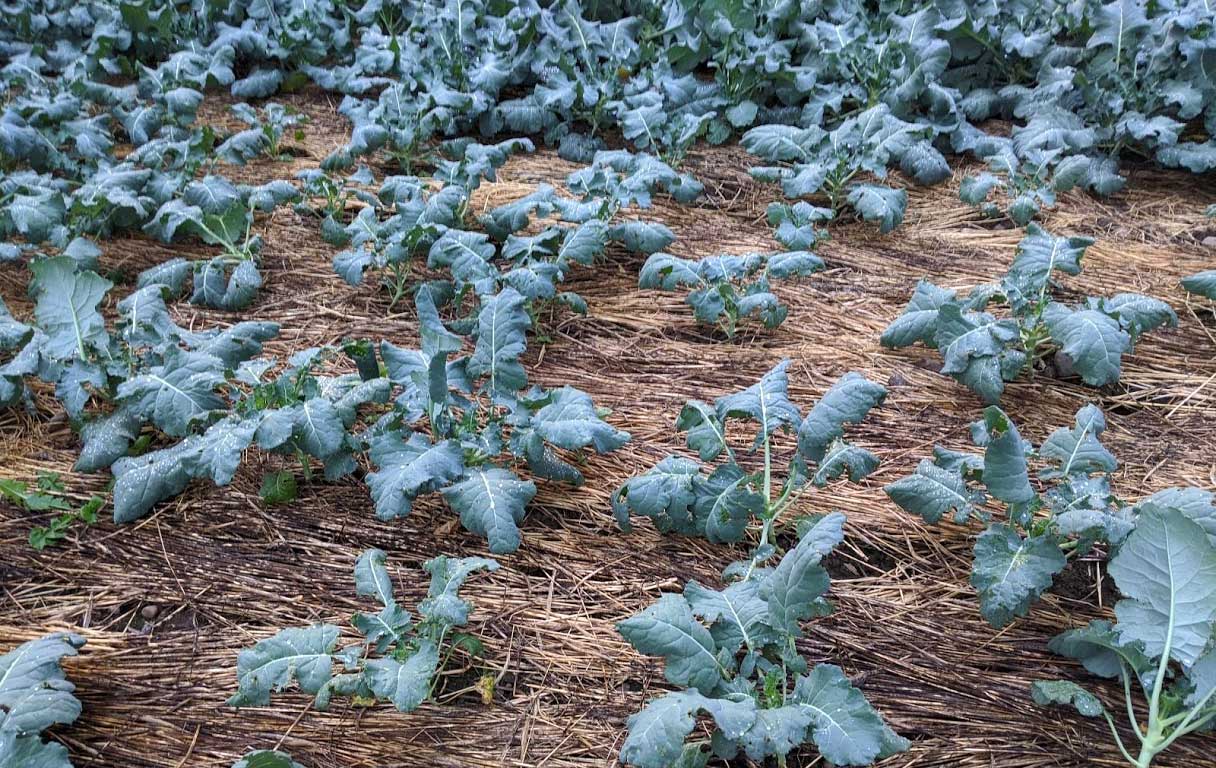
1108,507,1216,668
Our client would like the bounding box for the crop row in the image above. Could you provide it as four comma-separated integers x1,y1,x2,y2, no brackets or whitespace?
2,2,1215,767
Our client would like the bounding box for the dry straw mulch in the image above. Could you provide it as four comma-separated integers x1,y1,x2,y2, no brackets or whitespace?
2,89,1215,767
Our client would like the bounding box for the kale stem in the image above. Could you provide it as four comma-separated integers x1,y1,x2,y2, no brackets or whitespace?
1101,707,1140,767
762,433,772,511
1119,660,1146,744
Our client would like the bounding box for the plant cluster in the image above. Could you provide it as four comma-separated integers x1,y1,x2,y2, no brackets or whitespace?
1,3,1213,767
0,632,86,768
882,224,1177,403
228,550,498,714
143,176,301,310
1,1,1211,253
617,514,907,768
366,285,629,554
639,250,825,336
613,363,902,766
743,106,933,231
331,143,694,310
3,211,628,548
886,404,1216,766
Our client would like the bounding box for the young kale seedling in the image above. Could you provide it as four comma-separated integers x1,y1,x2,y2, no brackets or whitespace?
882,224,1177,403
1034,500,1216,768
228,550,498,714
766,201,834,251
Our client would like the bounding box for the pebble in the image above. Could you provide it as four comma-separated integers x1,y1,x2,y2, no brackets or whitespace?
1202,236,1216,248
141,604,159,621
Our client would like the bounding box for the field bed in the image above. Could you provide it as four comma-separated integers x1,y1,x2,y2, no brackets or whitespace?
2,90,1215,767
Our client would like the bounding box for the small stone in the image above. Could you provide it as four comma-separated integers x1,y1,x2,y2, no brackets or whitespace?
1202,236,1216,248
141,604,159,621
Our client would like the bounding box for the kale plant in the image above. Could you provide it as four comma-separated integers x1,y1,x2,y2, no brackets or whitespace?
294,166,382,247
143,175,301,310
228,550,498,714
886,405,1111,626
614,360,887,545
367,286,629,554
885,404,1211,629
0,632,86,768
882,224,1177,402
959,147,1123,225
743,105,946,232
1033,500,1216,768
638,250,825,336
216,102,308,164
616,513,907,767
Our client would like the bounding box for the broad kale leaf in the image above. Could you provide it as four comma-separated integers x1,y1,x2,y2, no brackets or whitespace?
0,633,86,768
1036,503,1216,767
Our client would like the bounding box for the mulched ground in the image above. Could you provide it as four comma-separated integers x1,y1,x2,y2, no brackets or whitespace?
2,88,1214,767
